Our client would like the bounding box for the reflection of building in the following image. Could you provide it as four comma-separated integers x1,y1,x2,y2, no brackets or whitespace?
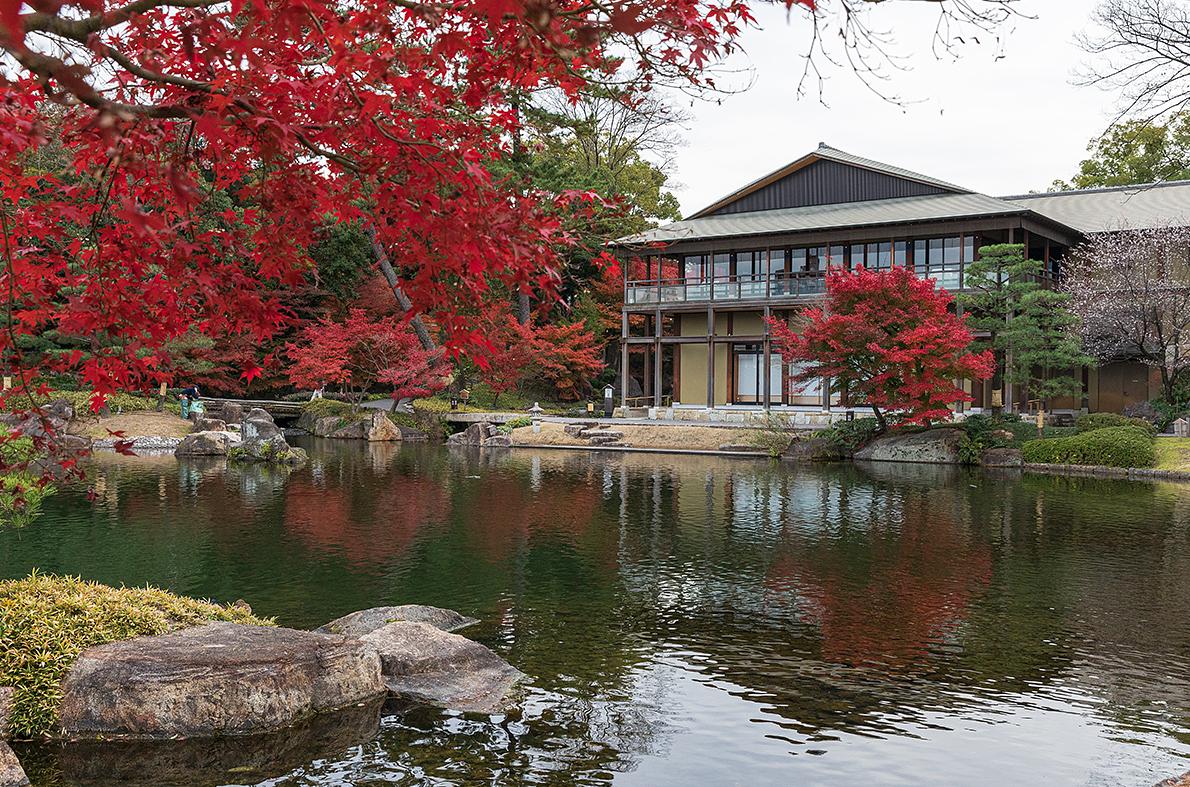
614,144,1189,413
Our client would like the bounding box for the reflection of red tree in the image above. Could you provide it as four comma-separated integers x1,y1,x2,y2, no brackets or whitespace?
285,474,447,567
468,475,601,563
766,498,992,670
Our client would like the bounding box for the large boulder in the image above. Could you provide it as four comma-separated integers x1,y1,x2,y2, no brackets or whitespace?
0,743,27,787
174,431,232,457
219,402,244,424
241,415,283,442
981,447,1023,467
328,410,402,442
58,623,385,739
245,407,274,423
40,398,74,423
317,606,479,637
359,622,524,714
191,417,227,433
782,435,842,462
853,428,965,464
446,421,507,448
231,434,307,465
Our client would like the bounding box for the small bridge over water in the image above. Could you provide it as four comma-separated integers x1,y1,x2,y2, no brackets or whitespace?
205,398,305,423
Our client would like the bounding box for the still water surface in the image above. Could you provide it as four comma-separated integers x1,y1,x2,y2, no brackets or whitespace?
2,440,1189,786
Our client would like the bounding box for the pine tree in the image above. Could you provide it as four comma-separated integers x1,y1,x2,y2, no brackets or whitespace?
958,244,1091,407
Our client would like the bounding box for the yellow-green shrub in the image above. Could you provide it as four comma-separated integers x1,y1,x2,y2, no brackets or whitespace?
1020,426,1156,468
0,573,272,738
1075,412,1157,437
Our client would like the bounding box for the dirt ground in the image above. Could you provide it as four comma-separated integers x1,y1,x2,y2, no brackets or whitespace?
510,421,763,451
70,410,194,440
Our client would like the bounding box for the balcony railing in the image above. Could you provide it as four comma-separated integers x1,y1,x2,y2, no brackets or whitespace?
626,272,827,305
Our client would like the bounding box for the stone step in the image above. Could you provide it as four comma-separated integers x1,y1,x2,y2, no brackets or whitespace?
587,434,624,446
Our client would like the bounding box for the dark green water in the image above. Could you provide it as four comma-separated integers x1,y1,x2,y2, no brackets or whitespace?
2,440,1190,786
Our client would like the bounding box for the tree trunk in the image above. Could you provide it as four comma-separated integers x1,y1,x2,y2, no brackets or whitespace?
516,291,530,325
870,404,887,432
368,227,436,352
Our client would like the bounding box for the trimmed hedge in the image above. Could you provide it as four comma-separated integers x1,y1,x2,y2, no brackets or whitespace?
0,573,271,738
1075,412,1157,437
1020,426,1156,468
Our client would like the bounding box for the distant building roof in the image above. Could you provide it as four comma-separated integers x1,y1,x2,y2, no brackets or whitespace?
1003,181,1190,233
686,143,969,219
619,191,1025,246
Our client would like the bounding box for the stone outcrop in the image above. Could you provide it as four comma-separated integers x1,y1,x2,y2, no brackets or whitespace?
981,447,1023,467
446,421,510,448
782,435,842,462
241,411,283,441
328,410,402,442
230,434,307,465
191,417,227,433
359,622,524,713
58,623,385,739
174,431,233,457
317,605,479,637
0,743,28,787
853,428,965,465
219,402,244,424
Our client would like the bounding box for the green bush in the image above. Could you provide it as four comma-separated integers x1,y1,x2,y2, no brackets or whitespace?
1075,412,1157,437
0,573,272,738
498,416,533,434
299,398,356,419
1020,426,1156,468
28,389,161,415
822,417,883,452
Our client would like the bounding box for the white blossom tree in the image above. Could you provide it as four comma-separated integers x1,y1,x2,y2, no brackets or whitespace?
1065,225,1190,402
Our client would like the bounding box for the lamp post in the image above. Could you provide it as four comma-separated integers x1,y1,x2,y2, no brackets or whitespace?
603,385,614,418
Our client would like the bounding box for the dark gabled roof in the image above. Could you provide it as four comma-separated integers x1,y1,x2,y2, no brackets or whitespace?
686,143,970,219
1003,180,1190,233
618,192,1025,247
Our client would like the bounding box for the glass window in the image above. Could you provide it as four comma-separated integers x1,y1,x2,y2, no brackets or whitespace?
943,237,961,265
767,249,787,274
914,240,928,273
684,255,705,282
893,241,908,268
791,248,807,272
805,247,822,272
828,245,845,270
713,253,732,279
850,244,865,269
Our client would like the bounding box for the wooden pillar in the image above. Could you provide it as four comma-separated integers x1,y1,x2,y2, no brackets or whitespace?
706,305,715,409
762,305,772,411
620,311,629,409
654,309,663,409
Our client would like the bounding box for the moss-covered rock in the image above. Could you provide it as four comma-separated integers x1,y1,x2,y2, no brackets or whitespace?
0,573,271,738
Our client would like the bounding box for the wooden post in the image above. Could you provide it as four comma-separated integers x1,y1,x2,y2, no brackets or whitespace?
706,305,715,409
762,305,772,411
654,308,663,409
620,311,629,409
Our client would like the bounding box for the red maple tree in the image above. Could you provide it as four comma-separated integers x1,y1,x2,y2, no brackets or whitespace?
0,0,816,486
767,266,993,429
478,311,605,403
286,309,447,403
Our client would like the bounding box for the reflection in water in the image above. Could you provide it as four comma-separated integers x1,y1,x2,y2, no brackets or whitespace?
1,444,1189,785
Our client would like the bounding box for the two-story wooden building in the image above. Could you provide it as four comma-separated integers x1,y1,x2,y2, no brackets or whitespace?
613,143,1190,416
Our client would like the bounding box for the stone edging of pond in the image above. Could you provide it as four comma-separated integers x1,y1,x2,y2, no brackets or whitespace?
1024,462,1190,482
512,443,770,458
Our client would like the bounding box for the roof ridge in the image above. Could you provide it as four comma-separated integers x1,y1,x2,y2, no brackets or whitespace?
1003,179,1190,199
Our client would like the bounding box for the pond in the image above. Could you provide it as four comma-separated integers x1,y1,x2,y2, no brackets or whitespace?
2,440,1189,786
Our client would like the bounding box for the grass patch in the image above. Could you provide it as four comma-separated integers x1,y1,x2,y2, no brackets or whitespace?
1020,426,1156,468
0,573,272,738
1154,437,1190,472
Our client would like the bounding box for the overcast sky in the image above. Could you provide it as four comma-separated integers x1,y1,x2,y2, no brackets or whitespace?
667,0,1116,216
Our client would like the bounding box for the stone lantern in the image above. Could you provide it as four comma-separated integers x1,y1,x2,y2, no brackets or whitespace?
1174,418,1190,438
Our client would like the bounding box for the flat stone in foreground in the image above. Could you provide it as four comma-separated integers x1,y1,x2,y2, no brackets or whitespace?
317,605,479,637
361,621,524,714
0,742,28,787
59,623,384,739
